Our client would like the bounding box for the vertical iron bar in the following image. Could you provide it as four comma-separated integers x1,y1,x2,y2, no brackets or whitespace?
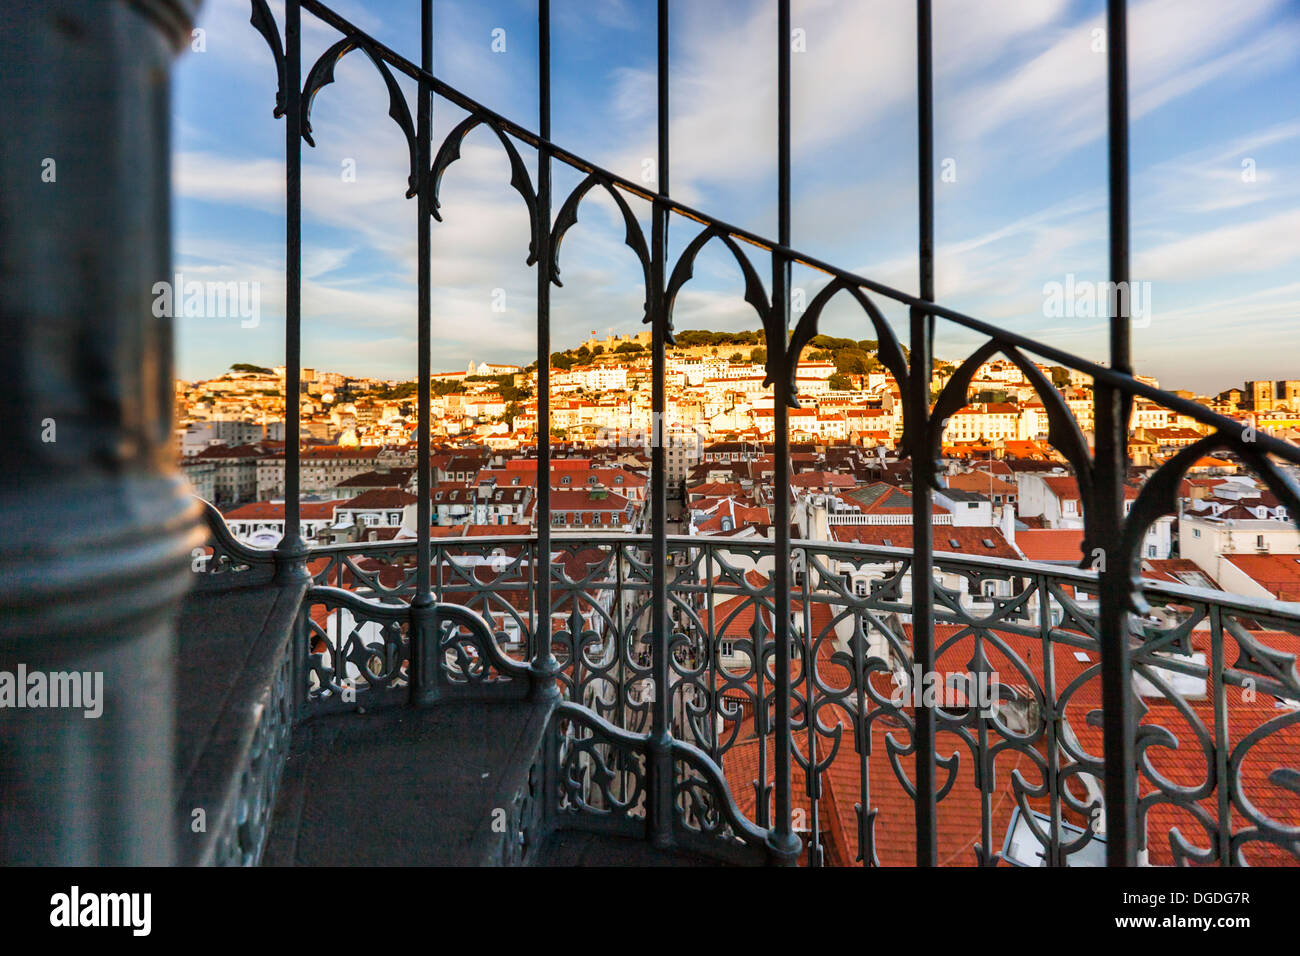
706,548,719,762
767,0,799,866
415,0,432,608
1040,573,1064,865
407,0,435,705
1099,0,1136,867
277,0,306,583
857,612,873,865
647,0,674,848
802,553,822,865
532,0,559,694
1209,605,1231,865
910,0,938,868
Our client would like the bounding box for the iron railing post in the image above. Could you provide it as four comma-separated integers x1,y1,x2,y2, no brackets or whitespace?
409,0,435,702
530,0,560,701
275,0,309,587
1098,0,1137,868
766,0,801,867
910,0,939,868
646,0,675,849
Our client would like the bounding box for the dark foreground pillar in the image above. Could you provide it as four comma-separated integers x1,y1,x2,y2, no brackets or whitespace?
0,0,202,864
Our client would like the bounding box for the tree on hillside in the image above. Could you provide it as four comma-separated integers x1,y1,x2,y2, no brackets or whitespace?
833,348,877,375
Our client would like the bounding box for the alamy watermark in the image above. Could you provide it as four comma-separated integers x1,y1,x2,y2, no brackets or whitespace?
1042,275,1152,328
0,664,103,718
594,412,703,457
890,665,999,716
152,273,261,328
50,886,150,936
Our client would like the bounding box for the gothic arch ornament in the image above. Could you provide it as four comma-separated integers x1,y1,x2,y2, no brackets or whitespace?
249,0,286,117
550,173,652,323
249,1,420,198
789,278,910,411
302,38,421,198
930,339,1100,565
1120,429,1300,613
429,112,540,264
663,225,773,356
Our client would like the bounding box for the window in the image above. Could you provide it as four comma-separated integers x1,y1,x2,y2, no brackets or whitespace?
1147,545,1157,557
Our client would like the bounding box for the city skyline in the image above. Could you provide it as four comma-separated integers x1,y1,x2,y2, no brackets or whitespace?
173,0,1300,392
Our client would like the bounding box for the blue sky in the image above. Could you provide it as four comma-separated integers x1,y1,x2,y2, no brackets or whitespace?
173,0,1300,394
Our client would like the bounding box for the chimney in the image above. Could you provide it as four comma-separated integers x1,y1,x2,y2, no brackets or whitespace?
1000,502,1016,547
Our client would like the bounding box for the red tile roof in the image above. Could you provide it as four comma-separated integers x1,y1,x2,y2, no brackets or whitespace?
1014,529,1085,563
336,489,418,509
829,525,1020,559
1222,554,1300,602
1040,475,1081,503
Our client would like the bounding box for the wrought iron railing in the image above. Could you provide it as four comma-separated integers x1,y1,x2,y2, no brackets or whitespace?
241,0,1300,866
197,508,1300,866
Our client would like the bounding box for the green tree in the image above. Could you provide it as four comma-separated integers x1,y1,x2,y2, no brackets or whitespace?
834,348,874,375
828,373,852,391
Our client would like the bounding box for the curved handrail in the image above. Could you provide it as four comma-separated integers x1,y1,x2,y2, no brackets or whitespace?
553,701,769,855
306,582,533,681
435,601,533,681
193,498,276,588
669,736,771,850
243,527,1300,622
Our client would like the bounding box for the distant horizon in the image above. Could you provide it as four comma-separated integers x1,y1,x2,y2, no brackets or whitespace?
177,348,1257,401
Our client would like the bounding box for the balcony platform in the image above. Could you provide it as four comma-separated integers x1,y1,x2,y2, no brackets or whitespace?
262,699,552,866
